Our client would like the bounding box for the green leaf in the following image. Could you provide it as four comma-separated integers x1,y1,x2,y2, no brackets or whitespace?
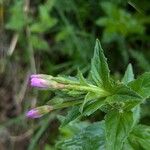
90,39,111,88
77,69,88,86
39,5,57,29
30,35,49,50
127,124,150,150
106,84,142,110
58,121,90,140
128,72,150,99
6,1,26,31
122,139,134,150
96,2,144,40
132,105,140,126
67,90,85,97
61,106,81,127
83,98,105,116
105,110,134,150
30,4,57,33
56,121,106,150
44,144,54,150
53,75,79,85
80,92,102,113
122,64,134,84
130,50,150,71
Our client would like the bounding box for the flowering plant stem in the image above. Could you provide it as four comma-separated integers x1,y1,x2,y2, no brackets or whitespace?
64,84,110,96
53,100,83,110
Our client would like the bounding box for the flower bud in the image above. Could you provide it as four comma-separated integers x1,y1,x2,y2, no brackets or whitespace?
26,105,53,119
30,74,65,89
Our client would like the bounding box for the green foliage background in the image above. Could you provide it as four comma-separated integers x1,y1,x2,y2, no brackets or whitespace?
0,0,149,149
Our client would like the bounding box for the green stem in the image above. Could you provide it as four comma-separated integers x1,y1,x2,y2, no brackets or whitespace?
51,76,110,96
65,84,110,97
53,100,82,110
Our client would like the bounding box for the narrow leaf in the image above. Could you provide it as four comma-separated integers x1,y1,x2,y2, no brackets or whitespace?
130,50,150,71
80,92,100,113
122,63,134,84
77,69,88,86
61,106,80,127
83,98,105,116
132,105,140,126
90,39,111,88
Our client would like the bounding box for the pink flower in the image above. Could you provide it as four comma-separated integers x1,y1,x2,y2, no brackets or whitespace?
30,74,50,88
26,109,42,118
30,74,65,89
26,105,53,119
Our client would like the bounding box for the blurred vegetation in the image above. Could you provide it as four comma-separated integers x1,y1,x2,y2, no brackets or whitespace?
0,0,149,149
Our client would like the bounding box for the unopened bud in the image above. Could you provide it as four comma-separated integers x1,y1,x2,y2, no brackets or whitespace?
30,74,65,89
26,105,53,119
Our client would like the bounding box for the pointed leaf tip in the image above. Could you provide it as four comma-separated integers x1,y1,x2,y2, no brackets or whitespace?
90,39,111,88
122,63,134,84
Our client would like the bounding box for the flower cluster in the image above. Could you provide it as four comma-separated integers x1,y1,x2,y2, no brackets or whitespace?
26,74,65,119
26,72,109,119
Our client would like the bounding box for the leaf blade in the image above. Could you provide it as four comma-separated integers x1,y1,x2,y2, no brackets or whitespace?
105,111,134,150
61,106,81,127
127,124,150,150
90,39,111,88
122,63,134,84
57,121,106,150
128,72,150,99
